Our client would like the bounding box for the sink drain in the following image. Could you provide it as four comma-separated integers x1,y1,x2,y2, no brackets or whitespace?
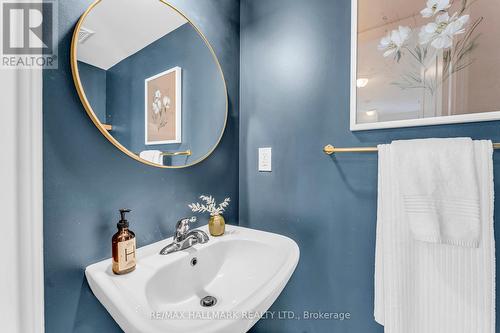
200,296,217,307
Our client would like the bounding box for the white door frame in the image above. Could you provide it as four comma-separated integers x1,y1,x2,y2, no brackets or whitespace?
0,67,45,332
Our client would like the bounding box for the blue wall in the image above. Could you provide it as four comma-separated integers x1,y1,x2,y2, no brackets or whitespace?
45,0,500,332
43,0,239,332
77,61,107,122
239,0,500,332
106,23,226,165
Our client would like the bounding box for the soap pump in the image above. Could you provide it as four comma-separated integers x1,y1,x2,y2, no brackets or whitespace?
112,209,136,275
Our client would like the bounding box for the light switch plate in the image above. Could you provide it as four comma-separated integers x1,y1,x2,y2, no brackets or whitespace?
258,147,272,172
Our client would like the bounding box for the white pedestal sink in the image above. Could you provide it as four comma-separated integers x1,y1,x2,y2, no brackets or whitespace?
85,225,300,333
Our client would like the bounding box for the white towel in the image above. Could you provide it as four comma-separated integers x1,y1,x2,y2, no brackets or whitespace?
374,140,495,333
392,138,480,247
139,150,163,165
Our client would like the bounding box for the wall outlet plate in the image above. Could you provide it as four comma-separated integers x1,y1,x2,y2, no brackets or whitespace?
259,147,272,172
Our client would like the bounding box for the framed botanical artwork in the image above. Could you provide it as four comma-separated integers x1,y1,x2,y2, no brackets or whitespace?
350,0,500,131
145,66,182,144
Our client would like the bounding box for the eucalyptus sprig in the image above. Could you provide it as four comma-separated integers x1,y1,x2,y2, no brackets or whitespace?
189,195,231,216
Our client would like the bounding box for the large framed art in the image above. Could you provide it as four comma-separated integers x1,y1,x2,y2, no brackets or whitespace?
145,66,182,144
351,0,500,130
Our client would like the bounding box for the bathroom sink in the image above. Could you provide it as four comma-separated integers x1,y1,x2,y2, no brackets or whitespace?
85,225,300,333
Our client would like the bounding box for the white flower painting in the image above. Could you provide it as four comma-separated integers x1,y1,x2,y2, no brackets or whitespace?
419,12,469,49
420,0,451,18
151,89,171,131
145,67,182,145
378,26,412,60
352,0,500,130
375,0,482,103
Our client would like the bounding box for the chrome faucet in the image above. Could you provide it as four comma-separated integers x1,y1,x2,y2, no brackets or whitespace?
159,217,209,255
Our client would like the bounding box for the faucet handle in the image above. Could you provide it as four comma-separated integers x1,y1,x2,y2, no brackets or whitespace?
174,217,197,242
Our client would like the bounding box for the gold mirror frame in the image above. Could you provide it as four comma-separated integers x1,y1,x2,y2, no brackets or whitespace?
70,0,228,169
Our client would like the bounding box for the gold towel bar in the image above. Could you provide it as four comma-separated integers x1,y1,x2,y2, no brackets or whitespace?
161,150,192,156
323,143,500,155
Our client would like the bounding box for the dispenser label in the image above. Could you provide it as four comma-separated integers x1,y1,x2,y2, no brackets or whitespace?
118,239,136,271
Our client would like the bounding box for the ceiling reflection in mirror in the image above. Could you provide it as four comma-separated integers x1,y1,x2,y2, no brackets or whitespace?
74,0,227,168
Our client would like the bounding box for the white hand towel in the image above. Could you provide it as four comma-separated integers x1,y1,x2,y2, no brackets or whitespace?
374,140,495,333
139,150,163,165
392,138,480,247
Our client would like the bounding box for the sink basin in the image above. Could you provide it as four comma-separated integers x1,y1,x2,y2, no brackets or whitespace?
85,225,300,333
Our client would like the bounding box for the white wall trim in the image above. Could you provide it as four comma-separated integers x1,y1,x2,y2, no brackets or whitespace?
0,67,44,332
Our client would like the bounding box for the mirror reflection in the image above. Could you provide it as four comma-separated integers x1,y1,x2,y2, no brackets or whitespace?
75,0,227,167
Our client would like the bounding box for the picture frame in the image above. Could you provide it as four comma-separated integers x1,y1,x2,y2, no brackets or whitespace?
350,0,500,131
145,66,182,144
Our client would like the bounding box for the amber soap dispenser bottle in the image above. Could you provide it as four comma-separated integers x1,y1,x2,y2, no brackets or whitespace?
112,209,136,275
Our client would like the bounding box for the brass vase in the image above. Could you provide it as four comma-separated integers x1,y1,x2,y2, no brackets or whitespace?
209,214,225,236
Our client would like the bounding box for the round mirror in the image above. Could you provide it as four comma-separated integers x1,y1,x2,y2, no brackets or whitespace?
71,0,227,168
